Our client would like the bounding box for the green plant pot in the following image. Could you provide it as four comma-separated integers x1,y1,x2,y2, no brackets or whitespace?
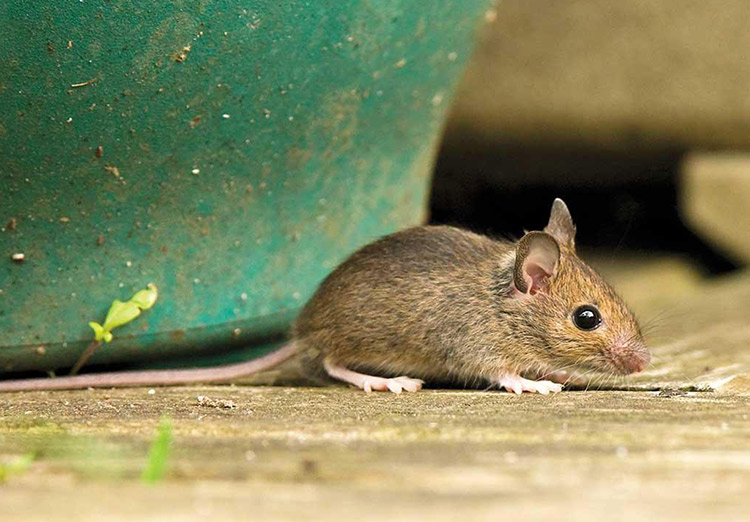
0,0,494,374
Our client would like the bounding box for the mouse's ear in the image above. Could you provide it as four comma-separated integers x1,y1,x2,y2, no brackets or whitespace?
544,198,576,250
513,232,561,295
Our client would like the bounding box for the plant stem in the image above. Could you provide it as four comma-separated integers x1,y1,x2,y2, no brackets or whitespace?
69,340,102,376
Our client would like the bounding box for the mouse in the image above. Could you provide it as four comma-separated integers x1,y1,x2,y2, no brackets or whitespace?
0,198,649,394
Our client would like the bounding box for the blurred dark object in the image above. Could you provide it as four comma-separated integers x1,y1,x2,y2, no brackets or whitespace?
430,144,737,275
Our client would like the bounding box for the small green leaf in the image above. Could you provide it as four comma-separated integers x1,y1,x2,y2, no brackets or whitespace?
89,284,159,343
0,454,35,483
102,300,142,332
141,417,173,484
89,322,107,342
130,283,158,310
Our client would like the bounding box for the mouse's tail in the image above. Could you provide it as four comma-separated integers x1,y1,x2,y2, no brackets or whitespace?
0,341,298,392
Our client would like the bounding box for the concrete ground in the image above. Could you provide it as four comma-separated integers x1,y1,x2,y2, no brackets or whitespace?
1,257,749,521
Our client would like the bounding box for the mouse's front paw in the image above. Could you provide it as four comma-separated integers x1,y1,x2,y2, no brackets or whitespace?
496,374,563,395
547,370,586,387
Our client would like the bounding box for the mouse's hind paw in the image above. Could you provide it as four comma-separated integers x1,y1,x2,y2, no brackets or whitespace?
363,376,424,394
496,373,562,395
323,360,424,393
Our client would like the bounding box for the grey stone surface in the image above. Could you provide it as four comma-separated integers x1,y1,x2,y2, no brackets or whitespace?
1,386,749,522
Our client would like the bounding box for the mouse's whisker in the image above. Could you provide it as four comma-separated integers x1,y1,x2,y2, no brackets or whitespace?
590,372,603,391
594,369,612,391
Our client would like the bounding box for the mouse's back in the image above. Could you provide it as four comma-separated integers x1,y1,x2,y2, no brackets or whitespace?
293,225,512,379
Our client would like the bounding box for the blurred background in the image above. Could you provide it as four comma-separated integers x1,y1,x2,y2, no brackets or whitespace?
429,0,750,319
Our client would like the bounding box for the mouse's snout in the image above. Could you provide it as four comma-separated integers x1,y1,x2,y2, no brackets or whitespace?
607,341,651,375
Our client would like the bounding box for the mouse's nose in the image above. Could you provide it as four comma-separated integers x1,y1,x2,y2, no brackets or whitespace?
611,342,651,374
621,350,650,373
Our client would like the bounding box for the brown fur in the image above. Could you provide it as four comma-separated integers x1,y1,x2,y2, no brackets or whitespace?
294,201,648,386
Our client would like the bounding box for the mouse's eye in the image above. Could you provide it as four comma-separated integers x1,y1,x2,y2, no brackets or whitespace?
572,305,602,331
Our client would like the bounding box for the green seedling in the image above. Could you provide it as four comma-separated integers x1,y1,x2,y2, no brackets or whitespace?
69,283,159,375
141,417,173,485
0,454,35,483
89,283,159,343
